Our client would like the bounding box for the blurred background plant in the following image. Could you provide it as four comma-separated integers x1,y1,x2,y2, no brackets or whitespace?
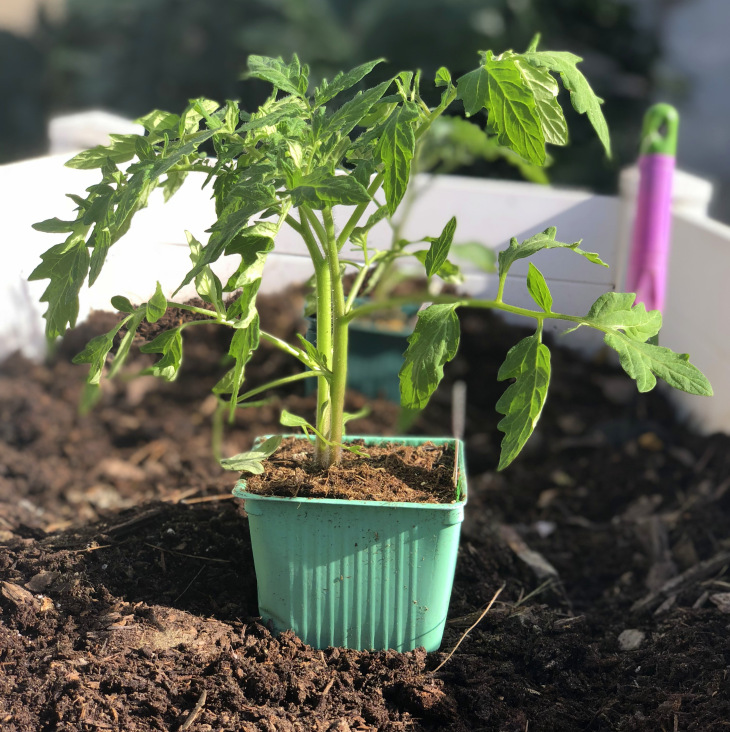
4,0,728,221
3,0,662,191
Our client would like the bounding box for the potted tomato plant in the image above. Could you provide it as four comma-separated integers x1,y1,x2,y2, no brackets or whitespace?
30,39,711,652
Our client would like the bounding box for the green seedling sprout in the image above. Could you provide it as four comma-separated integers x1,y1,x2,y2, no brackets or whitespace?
30,38,711,474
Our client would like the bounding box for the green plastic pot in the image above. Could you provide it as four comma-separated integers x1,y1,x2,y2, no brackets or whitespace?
233,435,467,651
304,301,419,402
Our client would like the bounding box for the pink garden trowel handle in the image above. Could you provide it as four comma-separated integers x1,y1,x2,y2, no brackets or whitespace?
625,104,679,314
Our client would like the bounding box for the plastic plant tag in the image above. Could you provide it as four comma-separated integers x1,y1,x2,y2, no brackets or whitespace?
625,104,679,314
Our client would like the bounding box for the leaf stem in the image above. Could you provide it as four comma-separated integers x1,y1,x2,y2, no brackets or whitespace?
495,274,507,303
344,262,371,312
235,371,321,405
167,163,214,174
415,86,458,142
298,210,325,262
336,172,384,250
259,330,313,367
301,206,328,249
343,292,591,330
166,301,224,319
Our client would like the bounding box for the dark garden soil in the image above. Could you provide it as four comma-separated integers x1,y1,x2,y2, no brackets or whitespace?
1,289,729,731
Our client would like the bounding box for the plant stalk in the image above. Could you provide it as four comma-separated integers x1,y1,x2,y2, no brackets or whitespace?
321,207,348,467
313,244,333,466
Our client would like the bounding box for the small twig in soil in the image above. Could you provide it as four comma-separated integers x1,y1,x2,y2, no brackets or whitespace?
164,488,201,504
432,584,504,673
144,543,230,563
499,525,559,581
179,690,207,731
693,443,716,474
173,566,206,605
513,578,556,608
103,508,164,537
316,675,336,710
69,544,114,554
180,494,234,505
552,615,585,629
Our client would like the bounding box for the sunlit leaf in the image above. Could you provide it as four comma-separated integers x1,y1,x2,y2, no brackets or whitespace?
496,334,551,470
400,305,460,410
221,435,283,474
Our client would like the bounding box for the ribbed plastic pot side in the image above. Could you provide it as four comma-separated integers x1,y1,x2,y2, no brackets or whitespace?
233,435,467,652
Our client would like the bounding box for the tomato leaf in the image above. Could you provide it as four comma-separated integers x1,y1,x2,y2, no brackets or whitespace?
314,59,384,107
139,329,183,381
526,262,553,312
377,101,420,215
498,226,607,278
604,334,712,396
145,281,167,324
245,55,308,97
584,292,662,343
221,435,283,474
524,49,611,158
496,334,551,470
400,304,461,410
290,172,371,209
424,216,457,278
28,239,90,337
72,334,115,385
456,66,490,117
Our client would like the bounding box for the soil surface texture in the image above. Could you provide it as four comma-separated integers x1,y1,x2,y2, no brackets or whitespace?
243,437,459,503
1,290,729,731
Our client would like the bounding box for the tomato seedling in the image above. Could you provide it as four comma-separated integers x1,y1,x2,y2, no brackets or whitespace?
31,38,711,474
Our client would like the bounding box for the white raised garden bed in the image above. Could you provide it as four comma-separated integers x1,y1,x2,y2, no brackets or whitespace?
1,144,726,432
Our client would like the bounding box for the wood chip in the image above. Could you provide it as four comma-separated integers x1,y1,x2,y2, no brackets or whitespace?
632,550,730,613
25,571,60,593
499,525,559,580
709,592,730,613
1,581,36,607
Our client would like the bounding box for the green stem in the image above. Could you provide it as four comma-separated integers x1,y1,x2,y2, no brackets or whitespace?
344,263,372,312
293,211,324,262
236,371,321,405
211,400,225,463
285,214,305,236
313,248,333,466
495,274,507,304
167,301,225,320
415,86,458,142
301,207,327,248
168,163,215,174
343,292,591,330
322,207,348,468
336,172,384,250
259,331,313,367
